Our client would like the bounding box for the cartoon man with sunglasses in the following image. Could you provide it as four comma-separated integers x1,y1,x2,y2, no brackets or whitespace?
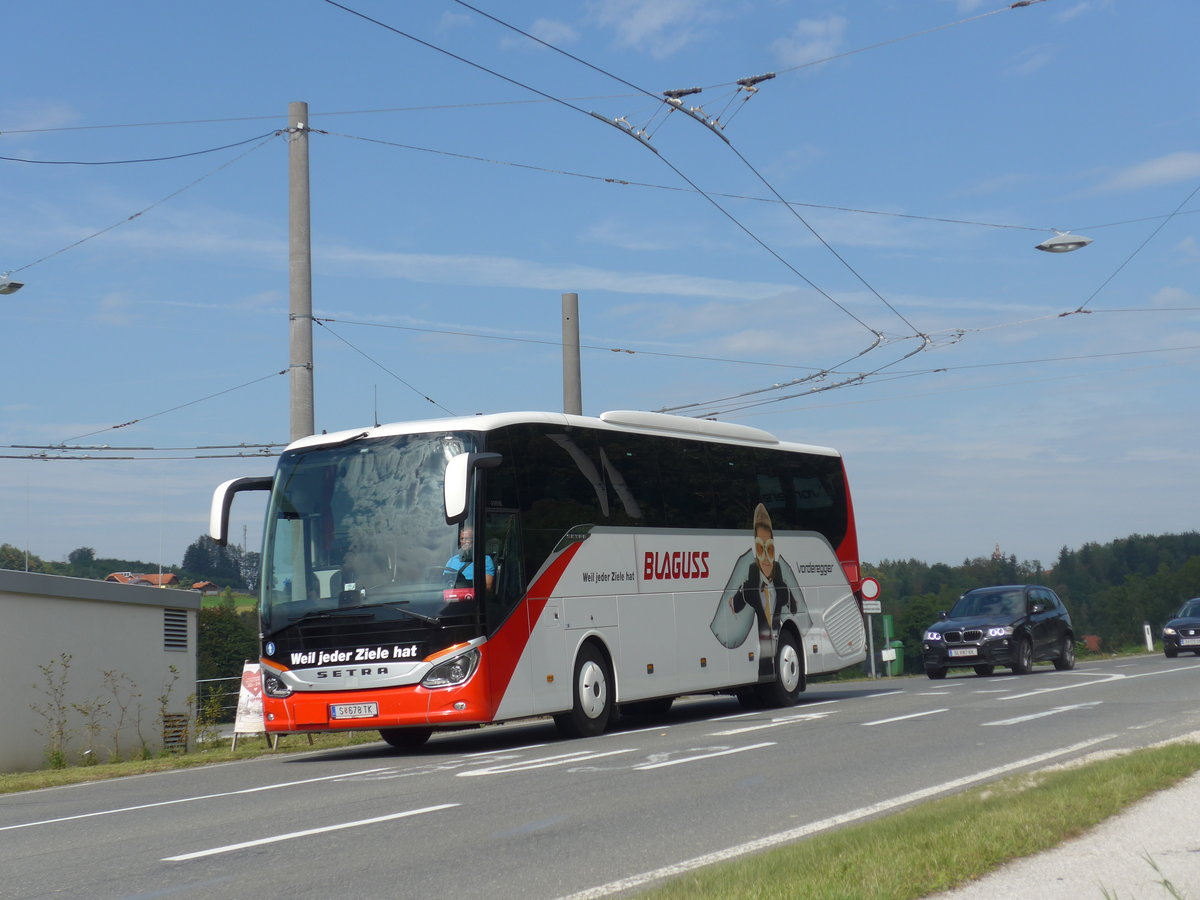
710,502,812,676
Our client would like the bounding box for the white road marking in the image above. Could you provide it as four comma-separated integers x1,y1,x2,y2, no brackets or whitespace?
554,736,1117,900
708,711,834,736
982,701,1102,726
1001,664,1200,701
457,747,640,777
0,768,395,832
862,709,947,727
163,803,458,861
633,743,775,770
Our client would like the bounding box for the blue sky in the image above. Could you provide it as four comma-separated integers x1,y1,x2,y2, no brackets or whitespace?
2,0,1197,573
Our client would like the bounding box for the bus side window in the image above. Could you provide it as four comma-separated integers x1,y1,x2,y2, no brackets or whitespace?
485,510,522,633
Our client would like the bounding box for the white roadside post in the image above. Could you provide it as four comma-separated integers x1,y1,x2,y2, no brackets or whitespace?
861,578,882,679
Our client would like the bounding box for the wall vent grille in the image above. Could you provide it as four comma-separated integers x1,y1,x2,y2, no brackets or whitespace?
164,608,189,651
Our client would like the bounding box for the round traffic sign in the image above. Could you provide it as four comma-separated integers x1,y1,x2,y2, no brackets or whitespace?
860,576,881,601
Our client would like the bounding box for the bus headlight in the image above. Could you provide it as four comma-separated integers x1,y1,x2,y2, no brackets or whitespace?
422,648,480,688
263,671,293,699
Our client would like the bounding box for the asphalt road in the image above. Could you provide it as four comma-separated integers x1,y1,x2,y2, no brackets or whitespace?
3,654,1199,900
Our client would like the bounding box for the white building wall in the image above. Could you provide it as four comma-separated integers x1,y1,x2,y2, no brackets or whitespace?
0,570,198,773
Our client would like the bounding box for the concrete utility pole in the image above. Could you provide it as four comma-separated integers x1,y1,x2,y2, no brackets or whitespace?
562,293,582,415
288,101,315,442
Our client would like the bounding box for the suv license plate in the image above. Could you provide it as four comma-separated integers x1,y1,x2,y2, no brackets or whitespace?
330,702,379,719
948,647,978,658
1180,638,1200,646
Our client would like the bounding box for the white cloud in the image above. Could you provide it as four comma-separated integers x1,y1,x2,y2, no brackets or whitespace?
770,16,847,69
530,18,578,46
1093,152,1200,193
588,0,721,58
1009,44,1056,76
92,293,137,326
323,245,791,301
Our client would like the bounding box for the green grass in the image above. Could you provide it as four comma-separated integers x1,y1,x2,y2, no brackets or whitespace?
640,741,1200,900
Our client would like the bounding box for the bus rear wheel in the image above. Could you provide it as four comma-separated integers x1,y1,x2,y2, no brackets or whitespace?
756,630,804,708
554,642,614,738
379,727,432,751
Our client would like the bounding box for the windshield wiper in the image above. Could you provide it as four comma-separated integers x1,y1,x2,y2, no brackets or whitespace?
263,606,375,640
326,600,443,627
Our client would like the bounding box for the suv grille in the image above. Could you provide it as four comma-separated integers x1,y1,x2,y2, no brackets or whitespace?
944,629,983,644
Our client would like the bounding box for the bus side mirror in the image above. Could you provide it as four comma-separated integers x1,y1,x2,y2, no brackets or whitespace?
210,476,273,545
444,452,503,525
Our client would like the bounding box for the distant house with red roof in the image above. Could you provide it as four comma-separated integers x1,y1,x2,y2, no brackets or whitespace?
192,581,221,595
104,572,180,588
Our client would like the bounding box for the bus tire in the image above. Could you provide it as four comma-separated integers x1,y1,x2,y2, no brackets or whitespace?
756,630,804,708
554,642,614,738
379,727,432,751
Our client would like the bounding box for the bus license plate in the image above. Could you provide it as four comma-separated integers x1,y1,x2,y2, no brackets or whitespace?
948,648,977,658
330,702,378,719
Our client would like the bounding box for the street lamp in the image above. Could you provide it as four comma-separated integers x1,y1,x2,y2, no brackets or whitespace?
1035,231,1093,253
0,274,23,295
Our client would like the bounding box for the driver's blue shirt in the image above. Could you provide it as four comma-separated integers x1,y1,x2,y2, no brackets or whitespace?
445,553,495,581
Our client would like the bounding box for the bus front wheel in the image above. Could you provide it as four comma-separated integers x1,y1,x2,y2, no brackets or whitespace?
555,642,614,738
756,630,804,708
379,727,432,751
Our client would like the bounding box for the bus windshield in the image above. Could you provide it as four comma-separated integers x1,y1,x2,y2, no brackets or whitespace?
261,430,478,635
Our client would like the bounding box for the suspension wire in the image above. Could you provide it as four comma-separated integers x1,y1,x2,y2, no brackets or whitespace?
0,131,280,166
1071,181,1200,313
58,369,287,443
7,132,282,276
312,318,454,415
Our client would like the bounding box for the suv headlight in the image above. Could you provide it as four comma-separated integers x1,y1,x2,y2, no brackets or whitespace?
924,631,942,641
987,626,1014,638
1163,627,1177,636
421,648,480,688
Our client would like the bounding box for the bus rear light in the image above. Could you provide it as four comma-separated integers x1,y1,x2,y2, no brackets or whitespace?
841,561,860,586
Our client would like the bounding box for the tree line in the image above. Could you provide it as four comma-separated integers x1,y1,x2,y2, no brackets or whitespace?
873,531,1200,671
0,536,259,591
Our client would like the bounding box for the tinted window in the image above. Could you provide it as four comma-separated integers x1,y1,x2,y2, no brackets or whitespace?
487,423,848,572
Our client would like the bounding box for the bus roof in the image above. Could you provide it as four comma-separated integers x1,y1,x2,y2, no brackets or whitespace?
286,410,841,458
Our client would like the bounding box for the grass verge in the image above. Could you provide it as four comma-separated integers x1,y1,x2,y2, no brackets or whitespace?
640,740,1200,900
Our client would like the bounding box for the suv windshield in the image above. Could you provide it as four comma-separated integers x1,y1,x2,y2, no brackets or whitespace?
260,431,477,634
950,589,1024,619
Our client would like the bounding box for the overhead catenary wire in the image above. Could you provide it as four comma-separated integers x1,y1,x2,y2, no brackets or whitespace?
318,0,889,345
446,0,918,338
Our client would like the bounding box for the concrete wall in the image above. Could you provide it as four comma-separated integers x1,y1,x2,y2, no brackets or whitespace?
0,570,199,773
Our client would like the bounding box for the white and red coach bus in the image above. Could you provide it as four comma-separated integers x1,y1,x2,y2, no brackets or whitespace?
210,409,869,749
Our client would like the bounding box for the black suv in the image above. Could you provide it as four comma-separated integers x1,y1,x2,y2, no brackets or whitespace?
922,584,1075,679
